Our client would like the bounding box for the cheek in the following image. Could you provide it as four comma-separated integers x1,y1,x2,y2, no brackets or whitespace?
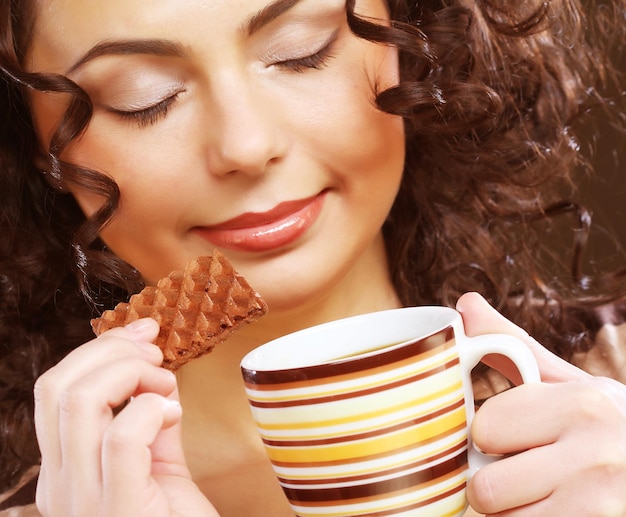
63,134,193,272
319,33,401,140
66,118,197,210
310,47,404,181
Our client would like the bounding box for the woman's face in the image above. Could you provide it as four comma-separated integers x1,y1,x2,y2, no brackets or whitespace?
27,0,405,314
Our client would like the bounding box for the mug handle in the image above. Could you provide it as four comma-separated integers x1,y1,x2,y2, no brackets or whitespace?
457,334,541,476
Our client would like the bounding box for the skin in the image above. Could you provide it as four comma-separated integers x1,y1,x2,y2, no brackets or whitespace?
28,0,405,324
29,0,404,514
25,1,626,516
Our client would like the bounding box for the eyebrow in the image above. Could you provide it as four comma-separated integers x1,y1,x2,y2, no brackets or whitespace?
66,0,305,75
66,39,184,74
245,0,304,36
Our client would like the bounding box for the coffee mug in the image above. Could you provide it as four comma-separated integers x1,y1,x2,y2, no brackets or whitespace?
241,306,540,517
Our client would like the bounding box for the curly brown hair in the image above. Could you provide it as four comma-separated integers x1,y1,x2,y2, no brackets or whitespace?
374,0,626,343
1,0,625,494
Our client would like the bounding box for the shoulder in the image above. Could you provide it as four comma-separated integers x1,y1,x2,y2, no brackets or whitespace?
0,467,41,517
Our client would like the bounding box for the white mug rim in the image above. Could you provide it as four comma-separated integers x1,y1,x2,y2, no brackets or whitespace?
241,306,461,373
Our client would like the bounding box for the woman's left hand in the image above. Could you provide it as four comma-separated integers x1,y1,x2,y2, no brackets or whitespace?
457,292,626,517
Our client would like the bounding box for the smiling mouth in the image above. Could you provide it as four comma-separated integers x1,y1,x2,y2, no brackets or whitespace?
193,191,328,253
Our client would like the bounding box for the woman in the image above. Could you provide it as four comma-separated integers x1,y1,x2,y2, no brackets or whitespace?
1,0,626,515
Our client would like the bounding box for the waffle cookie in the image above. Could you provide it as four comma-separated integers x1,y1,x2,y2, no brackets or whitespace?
90,251,267,370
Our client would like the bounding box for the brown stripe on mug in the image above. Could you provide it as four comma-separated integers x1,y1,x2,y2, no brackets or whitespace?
270,421,467,470
371,482,467,517
289,482,467,516
277,438,469,487
282,455,468,504
263,398,466,449
242,326,455,385
249,355,460,408
295,482,467,517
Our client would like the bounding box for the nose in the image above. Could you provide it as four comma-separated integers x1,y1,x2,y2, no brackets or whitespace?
204,76,289,177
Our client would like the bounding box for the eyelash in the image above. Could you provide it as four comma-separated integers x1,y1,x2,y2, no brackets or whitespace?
273,33,338,73
114,91,182,127
111,34,338,127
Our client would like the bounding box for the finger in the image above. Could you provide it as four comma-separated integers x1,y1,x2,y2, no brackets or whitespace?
61,318,163,373
59,361,177,499
35,463,55,517
456,292,589,382
468,434,625,517
476,487,626,517
47,319,162,385
149,386,191,478
467,443,559,515
471,376,626,516
471,382,577,454
101,393,183,517
34,319,162,470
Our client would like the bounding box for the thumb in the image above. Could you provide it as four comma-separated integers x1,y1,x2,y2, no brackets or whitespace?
456,292,590,383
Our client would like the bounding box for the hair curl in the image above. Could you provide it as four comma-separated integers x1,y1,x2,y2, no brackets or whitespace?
1,0,625,494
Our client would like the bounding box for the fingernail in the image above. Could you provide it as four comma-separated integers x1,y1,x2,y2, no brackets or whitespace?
162,399,183,420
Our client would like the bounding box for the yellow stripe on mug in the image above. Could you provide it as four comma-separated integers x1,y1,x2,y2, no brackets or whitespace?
241,307,540,516
255,378,464,437
263,404,467,464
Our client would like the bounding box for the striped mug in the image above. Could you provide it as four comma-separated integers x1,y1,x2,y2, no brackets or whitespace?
241,306,540,517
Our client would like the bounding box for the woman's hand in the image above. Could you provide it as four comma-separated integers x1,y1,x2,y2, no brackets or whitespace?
457,293,626,517
34,318,219,517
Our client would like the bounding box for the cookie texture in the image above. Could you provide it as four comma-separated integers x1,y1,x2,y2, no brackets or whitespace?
91,251,267,370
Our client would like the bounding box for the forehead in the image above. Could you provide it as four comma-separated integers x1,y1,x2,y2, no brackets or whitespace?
28,0,338,73
27,0,219,71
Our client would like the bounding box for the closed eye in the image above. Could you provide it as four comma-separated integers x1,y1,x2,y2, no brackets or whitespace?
272,30,338,73
111,91,183,127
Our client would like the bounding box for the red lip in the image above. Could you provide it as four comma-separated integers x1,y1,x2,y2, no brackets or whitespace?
194,192,326,252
